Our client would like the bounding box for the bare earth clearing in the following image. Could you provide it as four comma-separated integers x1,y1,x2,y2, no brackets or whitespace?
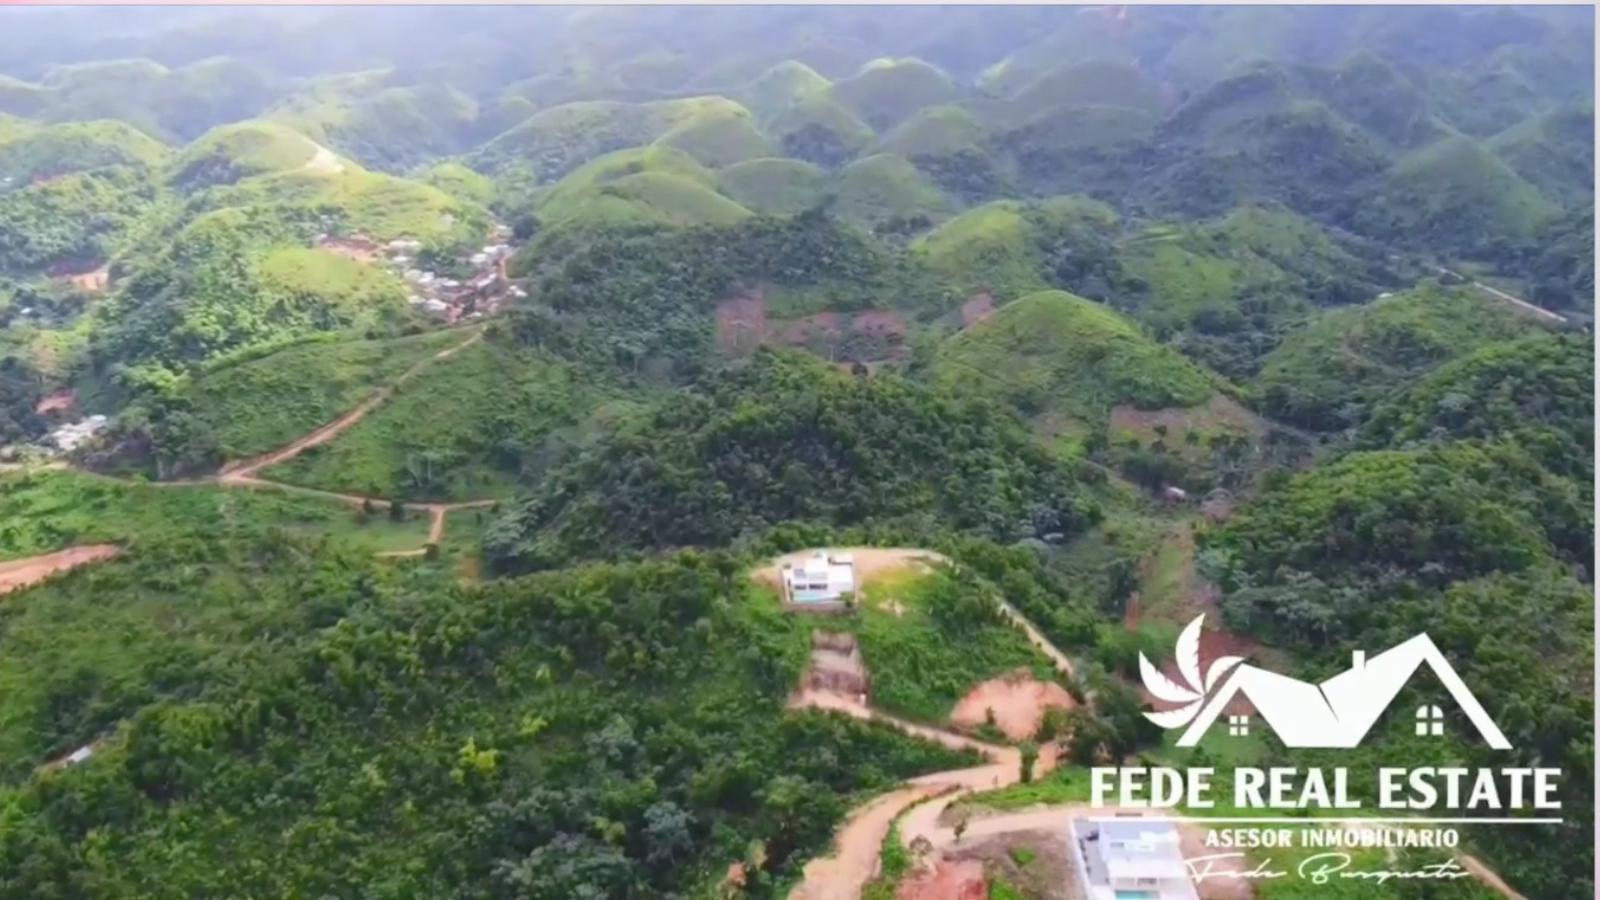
950,671,1075,741
753,547,949,592
713,289,911,362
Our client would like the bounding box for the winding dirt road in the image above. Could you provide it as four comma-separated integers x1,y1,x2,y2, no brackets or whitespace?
784,565,1081,900
200,329,494,554
783,578,1525,900
787,690,1027,900
6,327,497,561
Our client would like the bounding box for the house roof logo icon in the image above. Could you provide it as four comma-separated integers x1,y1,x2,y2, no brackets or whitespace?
1139,615,1511,750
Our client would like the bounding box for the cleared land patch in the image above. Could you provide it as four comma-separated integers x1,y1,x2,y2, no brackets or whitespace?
949,670,1075,741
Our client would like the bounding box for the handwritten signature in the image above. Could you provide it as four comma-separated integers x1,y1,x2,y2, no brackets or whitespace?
1186,852,1475,885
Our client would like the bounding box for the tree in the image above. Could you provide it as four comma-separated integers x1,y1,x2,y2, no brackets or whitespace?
1019,741,1039,783
643,801,694,868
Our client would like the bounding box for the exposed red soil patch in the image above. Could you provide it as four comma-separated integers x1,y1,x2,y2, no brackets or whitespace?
48,257,109,292
1137,621,1262,717
68,266,110,293
34,389,76,416
714,289,769,352
802,631,871,697
950,671,1075,740
314,234,381,263
896,858,986,900
959,292,995,328
854,309,910,340
1127,528,1263,716
0,545,121,596
713,289,911,362
770,310,845,346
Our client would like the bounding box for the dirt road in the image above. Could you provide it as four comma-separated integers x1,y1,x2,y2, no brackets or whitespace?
790,783,951,900
995,598,1077,680
781,576,1088,900
4,327,496,560
0,545,121,596
787,690,1025,900
373,500,498,558
199,328,494,556
1432,266,1567,324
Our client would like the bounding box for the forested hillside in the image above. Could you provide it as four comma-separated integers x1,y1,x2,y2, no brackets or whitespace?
0,7,1590,900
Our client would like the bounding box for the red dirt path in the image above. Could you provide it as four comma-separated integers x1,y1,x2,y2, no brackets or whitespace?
0,545,121,596
896,859,986,900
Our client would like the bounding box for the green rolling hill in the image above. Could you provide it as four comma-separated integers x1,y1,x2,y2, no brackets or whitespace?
826,57,959,131
935,289,1217,446
716,157,828,215
830,153,951,229
1253,283,1549,431
0,119,170,184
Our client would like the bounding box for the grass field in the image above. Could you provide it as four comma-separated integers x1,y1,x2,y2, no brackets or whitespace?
187,329,472,458
832,154,951,228
913,201,1046,301
0,469,432,562
261,339,603,502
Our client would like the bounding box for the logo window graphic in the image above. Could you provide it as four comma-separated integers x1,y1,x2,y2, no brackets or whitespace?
1139,615,1510,750
1417,704,1444,737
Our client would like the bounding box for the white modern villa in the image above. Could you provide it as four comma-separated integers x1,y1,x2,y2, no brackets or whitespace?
1069,817,1199,900
780,551,856,605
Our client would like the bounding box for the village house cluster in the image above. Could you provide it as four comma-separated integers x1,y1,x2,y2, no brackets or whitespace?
47,413,107,452
314,222,527,324
1,391,107,463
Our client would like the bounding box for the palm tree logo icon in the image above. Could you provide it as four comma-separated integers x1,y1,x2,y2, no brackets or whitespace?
1138,615,1245,729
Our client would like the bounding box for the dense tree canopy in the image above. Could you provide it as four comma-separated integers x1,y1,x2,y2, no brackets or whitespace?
487,351,1100,570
